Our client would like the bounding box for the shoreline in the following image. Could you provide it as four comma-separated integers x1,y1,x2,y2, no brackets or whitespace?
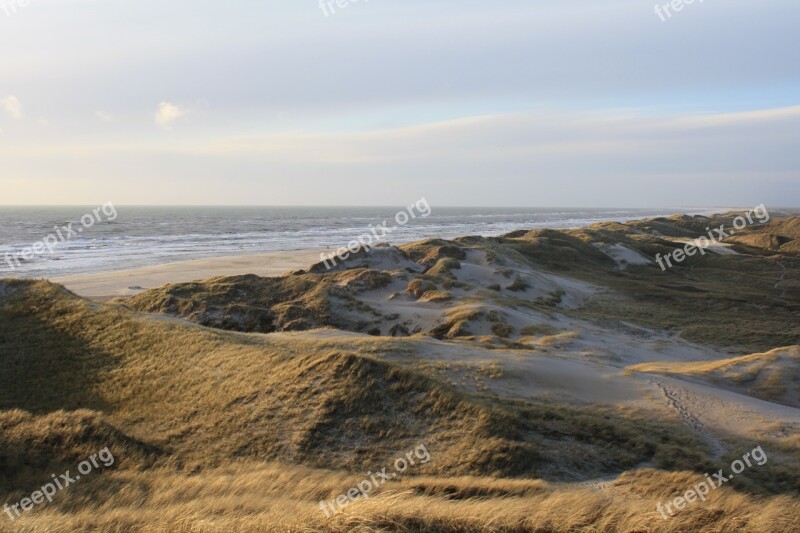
1,208,737,284
33,208,789,301
49,249,325,301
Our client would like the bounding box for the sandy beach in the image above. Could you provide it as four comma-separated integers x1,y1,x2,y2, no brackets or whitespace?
51,249,324,301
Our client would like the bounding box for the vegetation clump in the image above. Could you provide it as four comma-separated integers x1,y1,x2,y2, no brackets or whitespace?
507,276,531,292
406,278,439,299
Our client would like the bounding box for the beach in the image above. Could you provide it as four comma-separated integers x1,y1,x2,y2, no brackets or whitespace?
51,249,324,301
1,206,717,281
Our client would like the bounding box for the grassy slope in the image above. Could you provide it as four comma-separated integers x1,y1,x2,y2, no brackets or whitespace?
3,280,798,531
1,280,711,476
118,270,390,333
489,214,800,351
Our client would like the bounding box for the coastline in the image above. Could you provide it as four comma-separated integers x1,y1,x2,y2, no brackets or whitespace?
38,208,794,301
50,249,325,301
2,207,728,282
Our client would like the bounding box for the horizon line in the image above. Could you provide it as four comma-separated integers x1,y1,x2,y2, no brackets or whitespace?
0,204,762,210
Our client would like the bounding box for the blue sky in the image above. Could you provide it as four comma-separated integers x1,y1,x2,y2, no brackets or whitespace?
0,0,798,206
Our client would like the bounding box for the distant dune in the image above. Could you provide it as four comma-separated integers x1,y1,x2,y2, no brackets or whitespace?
122,212,800,351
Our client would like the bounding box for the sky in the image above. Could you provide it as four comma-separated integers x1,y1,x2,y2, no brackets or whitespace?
0,0,798,207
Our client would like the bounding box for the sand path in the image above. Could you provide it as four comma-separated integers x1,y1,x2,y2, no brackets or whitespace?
644,374,800,455
649,378,727,458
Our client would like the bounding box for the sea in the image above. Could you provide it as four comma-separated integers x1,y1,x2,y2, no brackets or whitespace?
0,206,730,279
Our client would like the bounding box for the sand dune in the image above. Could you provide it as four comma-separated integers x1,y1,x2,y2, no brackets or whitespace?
3,212,800,532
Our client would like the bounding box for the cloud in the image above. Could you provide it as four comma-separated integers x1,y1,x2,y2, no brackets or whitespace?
1,95,23,120
154,102,188,129
2,104,796,206
95,111,113,122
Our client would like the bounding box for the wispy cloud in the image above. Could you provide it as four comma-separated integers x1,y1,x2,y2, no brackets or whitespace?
154,102,188,129
1,95,23,120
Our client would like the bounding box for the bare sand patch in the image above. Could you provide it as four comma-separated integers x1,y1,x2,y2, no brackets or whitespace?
666,237,739,255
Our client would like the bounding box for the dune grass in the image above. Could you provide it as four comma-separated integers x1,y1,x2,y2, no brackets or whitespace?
5,280,797,531
1,464,798,532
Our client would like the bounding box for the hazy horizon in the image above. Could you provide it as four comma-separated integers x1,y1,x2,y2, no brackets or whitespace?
0,204,775,208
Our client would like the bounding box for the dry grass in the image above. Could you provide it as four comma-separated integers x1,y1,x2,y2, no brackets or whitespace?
1,464,798,532
2,280,717,479
5,281,792,532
